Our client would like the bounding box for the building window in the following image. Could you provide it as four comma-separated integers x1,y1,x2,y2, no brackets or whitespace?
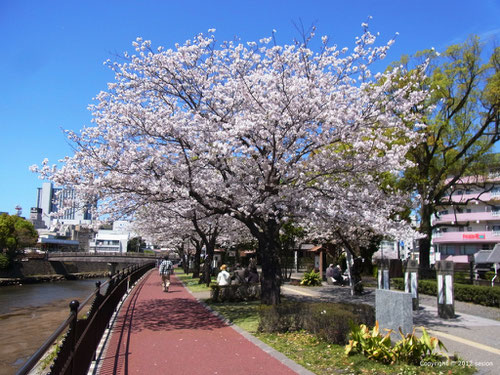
445,246,456,255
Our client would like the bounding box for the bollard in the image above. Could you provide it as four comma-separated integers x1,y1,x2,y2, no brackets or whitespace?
404,259,419,310
436,260,454,319
378,259,390,290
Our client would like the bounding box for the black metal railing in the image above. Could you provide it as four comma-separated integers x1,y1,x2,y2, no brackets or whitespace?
16,262,154,375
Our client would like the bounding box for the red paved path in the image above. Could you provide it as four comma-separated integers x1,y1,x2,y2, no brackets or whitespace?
94,270,301,375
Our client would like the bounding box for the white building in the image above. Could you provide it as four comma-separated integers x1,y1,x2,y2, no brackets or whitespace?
89,221,135,254
432,175,500,262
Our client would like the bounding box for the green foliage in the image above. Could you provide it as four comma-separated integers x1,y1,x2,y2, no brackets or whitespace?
279,222,305,279
127,236,146,252
454,271,472,284
393,328,447,365
392,278,500,307
300,269,321,286
484,271,497,281
210,284,261,302
0,214,38,258
258,302,306,333
208,300,474,374
345,322,447,366
41,342,61,371
345,321,394,363
389,37,500,269
304,304,358,345
0,253,9,269
258,302,375,345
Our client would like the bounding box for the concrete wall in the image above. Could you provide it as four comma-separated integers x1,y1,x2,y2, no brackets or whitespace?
0,259,132,279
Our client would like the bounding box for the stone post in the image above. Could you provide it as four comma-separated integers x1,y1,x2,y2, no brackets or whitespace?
378,259,390,290
376,289,413,337
436,260,455,319
404,259,419,310
107,262,117,276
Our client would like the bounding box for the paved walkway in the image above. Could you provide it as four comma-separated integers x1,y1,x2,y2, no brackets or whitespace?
91,270,313,375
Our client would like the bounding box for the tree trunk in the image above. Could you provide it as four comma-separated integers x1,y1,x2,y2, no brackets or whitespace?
257,221,282,305
201,245,215,286
200,254,211,285
192,245,202,279
418,203,433,272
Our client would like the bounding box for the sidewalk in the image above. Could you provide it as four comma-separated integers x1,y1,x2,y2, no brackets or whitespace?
91,270,313,375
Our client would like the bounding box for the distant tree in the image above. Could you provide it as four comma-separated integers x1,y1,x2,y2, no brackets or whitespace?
133,199,251,284
394,37,500,270
0,214,38,259
279,221,305,280
127,236,145,252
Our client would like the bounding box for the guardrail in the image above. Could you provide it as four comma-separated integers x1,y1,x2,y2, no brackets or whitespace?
16,262,155,375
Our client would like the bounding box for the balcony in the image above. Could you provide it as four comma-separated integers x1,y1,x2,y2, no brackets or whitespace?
432,211,500,224
432,230,500,244
89,242,121,253
442,191,500,204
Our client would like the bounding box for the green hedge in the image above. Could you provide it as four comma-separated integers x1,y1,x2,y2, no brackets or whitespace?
258,301,375,345
210,283,261,302
392,278,500,307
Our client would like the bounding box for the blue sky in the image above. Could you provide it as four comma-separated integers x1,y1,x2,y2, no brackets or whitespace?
1,0,499,216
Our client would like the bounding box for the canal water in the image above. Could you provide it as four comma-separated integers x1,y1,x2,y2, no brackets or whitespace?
0,278,107,375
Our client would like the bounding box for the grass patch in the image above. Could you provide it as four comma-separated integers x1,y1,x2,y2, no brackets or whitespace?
175,269,215,293
208,300,475,375
206,300,261,332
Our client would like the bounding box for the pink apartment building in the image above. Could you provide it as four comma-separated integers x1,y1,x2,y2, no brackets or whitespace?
433,175,500,260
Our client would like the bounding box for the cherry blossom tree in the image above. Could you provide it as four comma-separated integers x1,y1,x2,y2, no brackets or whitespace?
34,24,427,304
134,199,250,284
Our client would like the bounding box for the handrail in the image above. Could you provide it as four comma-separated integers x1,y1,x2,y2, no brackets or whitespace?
47,251,160,258
15,309,76,375
15,281,104,375
15,263,154,375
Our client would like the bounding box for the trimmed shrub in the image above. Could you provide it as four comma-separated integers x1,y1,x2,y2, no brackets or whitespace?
454,271,472,285
258,301,375,345
392,278,500,307
210,283,261,302
258,303,306,333
303,303,358,344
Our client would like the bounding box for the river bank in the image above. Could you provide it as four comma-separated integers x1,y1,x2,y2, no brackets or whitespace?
0,271,109,286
